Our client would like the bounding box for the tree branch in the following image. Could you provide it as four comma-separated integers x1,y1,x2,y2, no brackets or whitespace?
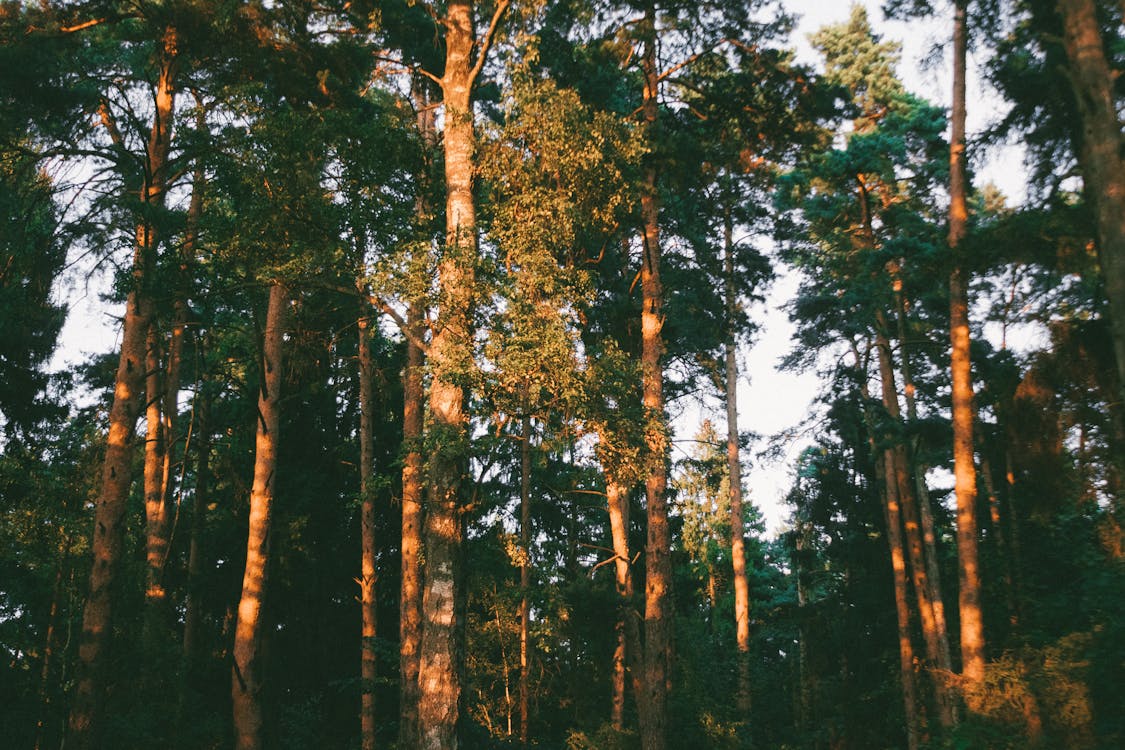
468,0,512,89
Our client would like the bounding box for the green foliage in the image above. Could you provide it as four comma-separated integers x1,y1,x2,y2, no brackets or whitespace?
1,2,1123,749
0,151,66,438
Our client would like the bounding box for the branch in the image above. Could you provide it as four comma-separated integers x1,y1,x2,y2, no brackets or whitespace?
97,99,125,148
311,281,432,356
374,297,431,356
61,17,107,33
371,53,442,88
656,38,730,84
467,0,512,89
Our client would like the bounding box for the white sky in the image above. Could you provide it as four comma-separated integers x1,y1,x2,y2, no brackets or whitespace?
48,1,1029,537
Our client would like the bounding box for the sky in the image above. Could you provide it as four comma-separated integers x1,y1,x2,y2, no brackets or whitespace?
47,1,1029,537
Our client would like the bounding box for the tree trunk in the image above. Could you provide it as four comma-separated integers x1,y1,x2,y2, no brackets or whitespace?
874,327,956,727
723,208,753,718
855,345,919,750
880,446,921,750
231,281,288,750
359,302,378,750
143,322,171,642
67,29,177,748
34,538,67,750
400,79,435,749
639,6,671,749
606,474,647,733
794,515,812,737
182,380,211,666
418,3,477,746
891,282,954,684
1057,0,1125,407
519,412,532,744
400,298,425,748
949,0,986,694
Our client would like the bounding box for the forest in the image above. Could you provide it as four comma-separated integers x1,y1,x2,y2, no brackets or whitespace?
1,0,1123,748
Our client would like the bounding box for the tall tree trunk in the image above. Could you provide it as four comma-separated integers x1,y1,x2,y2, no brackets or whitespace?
34,537,67,750
143,322,171,644
880,445,921,750
400,299,425,748
400,80,435,749
67,28,177,748
608,480,628,731
418,4,477,746
794,515,813,737
182,380,211,666
639,6,671,748
358,301,378,750
979,453,1017,627
891,279,954,682
723,208,753,718
1057,0,1125,406
605,473,647,733
231,281,288,750
178,163,208,719
874,328,956,728
519,412,532,744
949,0,986,694
855,344,920,750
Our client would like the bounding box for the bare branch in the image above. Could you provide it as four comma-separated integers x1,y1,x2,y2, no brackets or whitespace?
467,0,512,89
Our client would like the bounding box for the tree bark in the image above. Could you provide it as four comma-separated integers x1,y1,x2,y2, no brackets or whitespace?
639,6,671,749
400,299,426,749
880,445,921,750
358,301,378,750
874,327,956,727
182,381,211,666
418,4,478,746
231,281,288,750
723,208,753,718
608,477,631,731
67,27,177,748
891,281,954,683
605,473,648,735
34,537,67,750
1057,0,1125,408
949,0,986,694
855,345,919,750
519,412,532,744
400,80,434,750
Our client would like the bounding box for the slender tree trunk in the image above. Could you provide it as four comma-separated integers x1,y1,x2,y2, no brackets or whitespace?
400,299,425,748
358,302,378,750
145,209,192,640
855,345,919,750
400,80,434,749
67,29,177,747
891,283,954,684
1057,0,1125,407
34,538,67,750
519,412,532,744
639,6,671,748
231,281,288,750
949,0,986,694
874,328,956,728
723,208,753,718
880,446,921,750
182,381,211,665
606,474,646,733
794,515,813,737
143,322,171,642
418,4,477,746
979,453,1017,626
